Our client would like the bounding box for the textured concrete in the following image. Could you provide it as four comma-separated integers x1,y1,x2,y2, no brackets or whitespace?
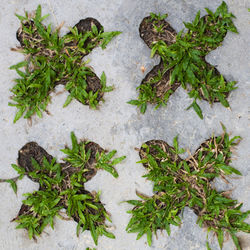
0,0,249,249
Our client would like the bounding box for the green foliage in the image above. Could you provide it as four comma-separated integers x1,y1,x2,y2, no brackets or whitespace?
126,128,250,249
9,132,126,245
149,12,168,22
95,150,126,178
128,69,173,113
9,5,120,122
0,164,25,193
61,132,126,178
6,179,17,194
61,132,91,169
149,13,169,33
130,1,238,118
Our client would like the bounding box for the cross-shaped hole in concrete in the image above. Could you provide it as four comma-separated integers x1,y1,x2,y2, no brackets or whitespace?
129,2,238,118
10,6,120,122
126,130,250,249
10,132,125,245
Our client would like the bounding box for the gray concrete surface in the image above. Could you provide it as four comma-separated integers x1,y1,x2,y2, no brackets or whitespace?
0,0,250,249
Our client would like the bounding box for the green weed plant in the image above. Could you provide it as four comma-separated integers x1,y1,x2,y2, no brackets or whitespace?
126,125,249,249
129,2,238,119
1,132,125,245
10,5,121,122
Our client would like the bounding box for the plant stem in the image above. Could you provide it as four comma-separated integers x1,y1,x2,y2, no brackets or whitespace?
0,176,20,183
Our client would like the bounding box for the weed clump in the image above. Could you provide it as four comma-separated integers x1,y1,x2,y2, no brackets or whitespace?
128,2,238,118
3,132,125,245
126,125,249,249
10,5,121,122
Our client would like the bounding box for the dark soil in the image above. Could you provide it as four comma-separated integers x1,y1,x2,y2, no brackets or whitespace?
139,16,177,48
18,142,53,182
142,60,181,102
71,189,106,225
139,16,180,103
16,20,43,47
139,139,181,167
61,18,105,106
85,73,104,103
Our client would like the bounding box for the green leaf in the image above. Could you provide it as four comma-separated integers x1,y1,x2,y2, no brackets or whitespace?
70,131,78,152
165,222,171,236
220,122,227,133
78,206,86,224
193,10,200,26
127,200,142,206
9,61,28,70
13,107,26,123
6,180,17,194
73,194,92,201
102,229,115,239
147,229,152,246
27,84,42,89
229,231,241,250
127,100,141,106
216,93,229,107
147,154,158,169
91,25,98,36
101,164,118,178
63,95,73,107
11,164,25,175
100,31,121,49
111,156,126,165
140,103,147,114
205,8,214,16
187,101,203,119
201,85,209,100
100,71,106,87
40,14,50,22
206,241,212,250
217,229,224,249
15,13,26,21
192,102,203,119
35,5,42,21
89,220,98,245
218,164,242,175
173,136,178,151
28,226,33,239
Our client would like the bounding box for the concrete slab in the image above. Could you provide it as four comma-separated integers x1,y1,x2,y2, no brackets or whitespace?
0,0,249,249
